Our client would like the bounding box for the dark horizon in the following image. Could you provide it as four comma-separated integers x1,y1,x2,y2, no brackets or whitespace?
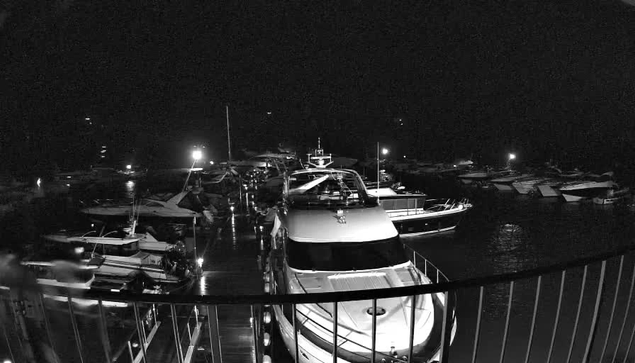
2,0,635,174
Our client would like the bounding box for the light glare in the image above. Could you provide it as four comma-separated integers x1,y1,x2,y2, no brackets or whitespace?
509,153,516,160
192,150,203,161
381,148,389,155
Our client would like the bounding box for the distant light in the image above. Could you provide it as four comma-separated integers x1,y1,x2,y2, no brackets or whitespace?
126,164,132,170
209,161,214,165
67,176,71,179
100,150,107,154
192,150,203,161
85,117,90,121
403,155,406,159
230,206,235,213
74,246,84,254
36,178,41,187
66,184,70,187
381,148,389,156
509,153,516,161
102,145,107,148
267,111,272,115
197,258,204,268
453,165,457,168
131,342,139,348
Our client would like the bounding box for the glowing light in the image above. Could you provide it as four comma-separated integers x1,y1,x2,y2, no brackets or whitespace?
66,184,70,187
74,246,84,254
458,204,464,210
4,359,13,363
230,206,235,213
132,342,139,348
67,176,71,179
263,311,272,324
192,149,203,161
126,164,132,170
197,258,204,268
403,155,406,159
209,161,214,165
508,153,516,161
85,117,90,121
259,225,264,231
381,148,389,156
36,178,41,187
267,111,272,115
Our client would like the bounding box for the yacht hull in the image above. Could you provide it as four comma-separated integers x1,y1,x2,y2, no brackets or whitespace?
391,208,467,236
273,293,454,363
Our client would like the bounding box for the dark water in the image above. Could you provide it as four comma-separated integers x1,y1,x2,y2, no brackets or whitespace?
3,176,635,362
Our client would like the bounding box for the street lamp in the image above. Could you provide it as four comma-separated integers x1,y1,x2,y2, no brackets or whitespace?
382,148,389,156
508,153,516,161
192,149,202,161
126,164,132,170
507,153,516,169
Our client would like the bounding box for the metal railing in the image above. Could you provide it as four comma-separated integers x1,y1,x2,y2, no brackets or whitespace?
3,244,635,363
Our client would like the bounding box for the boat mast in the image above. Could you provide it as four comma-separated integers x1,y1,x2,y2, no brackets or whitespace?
226,104,232,161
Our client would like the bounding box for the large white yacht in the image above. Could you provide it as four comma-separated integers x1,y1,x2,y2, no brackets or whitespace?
266,142,456,362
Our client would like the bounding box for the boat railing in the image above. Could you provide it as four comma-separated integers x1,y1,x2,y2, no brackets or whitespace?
4,244,635,363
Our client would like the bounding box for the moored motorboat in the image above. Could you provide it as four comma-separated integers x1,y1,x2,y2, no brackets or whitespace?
367,186,471,236
559,175,617,202
80,191,207,219
266,142,456,363
592,187,631,205
490,173,532,192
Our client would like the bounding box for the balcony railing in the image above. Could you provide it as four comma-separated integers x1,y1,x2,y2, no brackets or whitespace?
3,243,635,363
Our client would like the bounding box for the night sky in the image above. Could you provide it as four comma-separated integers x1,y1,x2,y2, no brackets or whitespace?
2,0,635,173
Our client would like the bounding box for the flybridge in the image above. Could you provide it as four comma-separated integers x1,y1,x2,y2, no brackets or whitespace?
304,137,333,168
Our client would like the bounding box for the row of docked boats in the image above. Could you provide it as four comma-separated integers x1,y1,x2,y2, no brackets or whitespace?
458,167,632,204
249,143,464,362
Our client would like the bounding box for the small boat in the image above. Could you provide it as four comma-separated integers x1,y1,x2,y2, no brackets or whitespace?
559,172,617,202
80,190,207,219
593,187,631,205
367,186,472,236
21,259,158,307
68,236,193,284
511,176,550,195
267,140,457,362
490,173,532,192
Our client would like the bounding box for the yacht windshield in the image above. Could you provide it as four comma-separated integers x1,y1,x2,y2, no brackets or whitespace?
287,170,374,208
286,237,408,271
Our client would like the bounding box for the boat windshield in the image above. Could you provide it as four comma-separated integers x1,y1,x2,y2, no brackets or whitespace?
287,170,374,208
286,237,408,271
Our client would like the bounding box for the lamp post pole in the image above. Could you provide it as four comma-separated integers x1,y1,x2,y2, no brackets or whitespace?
377,142,380,196
226,105,232,162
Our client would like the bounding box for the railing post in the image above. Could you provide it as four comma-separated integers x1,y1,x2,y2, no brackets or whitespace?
332,301,338,363
499,281,514,363
207,305,223,363
38,293,60,363
132,302,147,363
439,291,453,363
599,256,624,363
583,260,606,363
171,304,184,363
566,265,588,363
293,304,299,362
408,295,417,361
471,286,484,363
612,263,635,363
67,296,85,363
97,299,112,363
524,276,542,363
547,270,566,363
371,299,377,363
